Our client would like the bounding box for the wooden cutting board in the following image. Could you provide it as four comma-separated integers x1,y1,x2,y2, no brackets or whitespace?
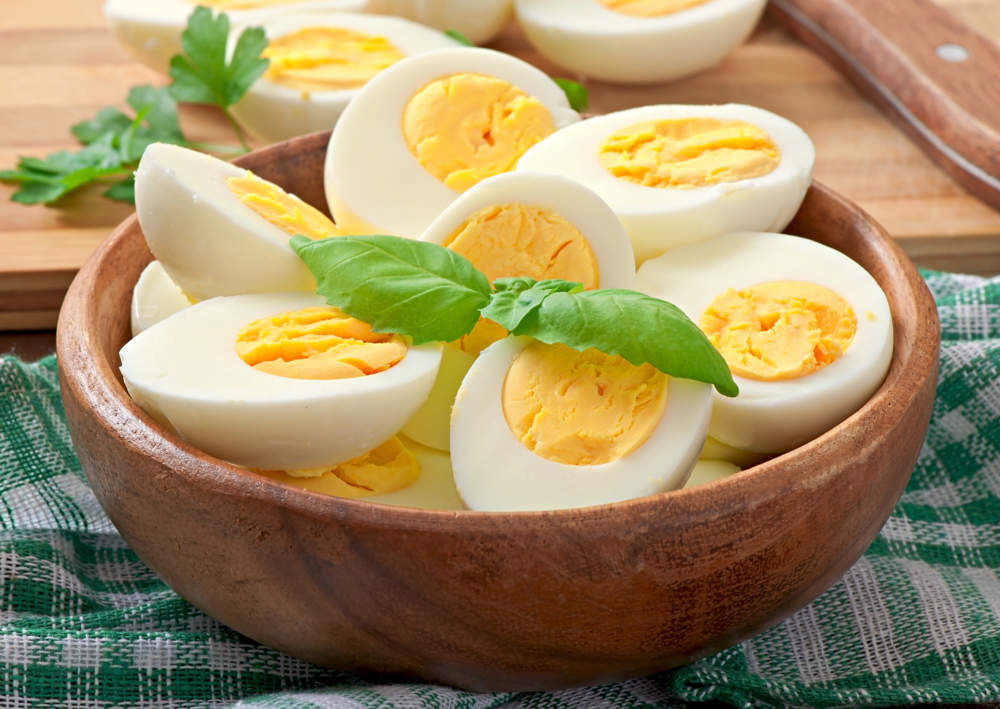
1,0,999,330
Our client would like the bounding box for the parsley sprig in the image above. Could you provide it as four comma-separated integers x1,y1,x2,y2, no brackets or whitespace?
0,7,266,205
290,234,738,397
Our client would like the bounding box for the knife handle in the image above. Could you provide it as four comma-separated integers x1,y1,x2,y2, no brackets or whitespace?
769,0,1000,210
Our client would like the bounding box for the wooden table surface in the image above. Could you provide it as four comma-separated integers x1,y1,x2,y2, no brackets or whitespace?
1,0,999,333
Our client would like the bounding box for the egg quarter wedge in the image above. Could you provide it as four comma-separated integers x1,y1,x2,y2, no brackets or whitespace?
516,103,814,265
324,47,581,238
229,13,463,143
450,337,713,511
120,292,443,471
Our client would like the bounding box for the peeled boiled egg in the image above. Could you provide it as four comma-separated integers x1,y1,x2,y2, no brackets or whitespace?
515,0,766,84
103,0,368,75
230,13,462,143
450,337,712,511
120,292,442,471
135,142,343,302
402,171,636,450
636,231,893,454
324,47,580,237
130,260,192,336
516,104,814,264
367,0,513,45
258,436,465,508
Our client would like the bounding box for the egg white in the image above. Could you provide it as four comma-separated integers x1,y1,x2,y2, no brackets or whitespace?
635,231,893,454
120,292,442,471
450,336,712,511
324,47,581,238
103,0,369,75
367,0,513,45
516,103,814,264
130,260,193,336
229,13,462,144
515,0,766,84
134,143,324,302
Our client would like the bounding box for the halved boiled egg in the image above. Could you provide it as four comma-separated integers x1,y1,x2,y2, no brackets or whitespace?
103,0,368,75
120,292,442,471
636,231,893,454
450,337,712,511
367,0,513,45
135,143,343,302
516,104,814,264
403,171,636,451
130,260,193,336
324,47,580,237
230,13,462,143
515,0,766,84
257,436,465,509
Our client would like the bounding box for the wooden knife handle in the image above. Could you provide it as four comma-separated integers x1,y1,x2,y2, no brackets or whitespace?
770,0,1000,211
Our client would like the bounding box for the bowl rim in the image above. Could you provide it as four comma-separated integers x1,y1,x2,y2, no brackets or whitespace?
56,135,940,533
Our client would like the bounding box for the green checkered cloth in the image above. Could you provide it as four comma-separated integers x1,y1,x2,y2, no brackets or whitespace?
1,269,998,708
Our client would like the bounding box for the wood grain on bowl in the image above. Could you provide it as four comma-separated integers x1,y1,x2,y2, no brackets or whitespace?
57,131,939,691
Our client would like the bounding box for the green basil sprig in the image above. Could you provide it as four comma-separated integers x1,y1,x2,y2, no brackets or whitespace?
291,234,737,397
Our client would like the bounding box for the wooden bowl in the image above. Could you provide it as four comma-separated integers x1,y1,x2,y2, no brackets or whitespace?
57,131,939,692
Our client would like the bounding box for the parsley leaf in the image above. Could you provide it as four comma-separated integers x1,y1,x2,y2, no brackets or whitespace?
168,6,269,150
444,29,475,46
292,234,738,395
554,78,589,112
0,133,129,204
290,234,492,344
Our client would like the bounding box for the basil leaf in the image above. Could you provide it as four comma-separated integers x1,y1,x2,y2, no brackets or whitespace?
444,29,474,46
554,78,588,112
483,278,583,333
508,289,738,397
291,234,492,345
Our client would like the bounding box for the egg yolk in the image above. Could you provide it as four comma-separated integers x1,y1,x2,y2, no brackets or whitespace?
444,203,600,356
261,27,405,93
502,342,668,466
700,281,857,381
227,172,343,240
235,306,407,380
599,118,780,188
599,0,709,16
256,436,419,498
402,73,556,192
189,0,304,8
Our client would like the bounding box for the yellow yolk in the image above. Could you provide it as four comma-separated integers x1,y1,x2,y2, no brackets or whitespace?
190,0,304,8
256,436,419,498
227,172,343,240
599,0,709,16
599,118,780,188
235,306,407,379
444,203,600,356
261,27,405,93
700,281,857,381
402,73,556,192
502,342,668,466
